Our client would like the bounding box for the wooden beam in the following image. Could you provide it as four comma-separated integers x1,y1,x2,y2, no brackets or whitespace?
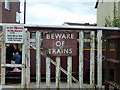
79,31,84,88
1,26,6,85
67,56,72,88
26,31,30,88
36,31,41,88
1,64,25,68
46,56,50,88
97,30,103,88
90,31,95,88
21,30,26,88
107,59,119,64
56,57,60,88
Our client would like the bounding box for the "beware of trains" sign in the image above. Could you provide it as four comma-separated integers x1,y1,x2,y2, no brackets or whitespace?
42,32,77,56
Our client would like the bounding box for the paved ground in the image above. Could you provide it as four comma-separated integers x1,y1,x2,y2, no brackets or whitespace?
0,82,99,89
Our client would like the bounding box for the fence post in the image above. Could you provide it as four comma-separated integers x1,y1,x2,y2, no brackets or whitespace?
97,30,102,88
26,31,30,88
36,31,41,88
56,56,60,88
90,31,95,88
21,29,27,88
46,56,51,88
67,56,72,88
79,31,84,88
1,27,6,85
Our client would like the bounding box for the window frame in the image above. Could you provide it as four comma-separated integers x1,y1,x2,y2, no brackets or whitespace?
5,0,10,10
16,12,20,23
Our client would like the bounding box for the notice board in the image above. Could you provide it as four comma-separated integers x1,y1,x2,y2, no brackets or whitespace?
4,25,24,43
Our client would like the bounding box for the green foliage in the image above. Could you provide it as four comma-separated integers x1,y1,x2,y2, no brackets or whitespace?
105,2,120,27
105,16,120,27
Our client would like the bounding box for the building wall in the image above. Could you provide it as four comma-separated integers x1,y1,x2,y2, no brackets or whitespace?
118,2,120,17
0,0,20,23
97,2,114,27
0,1,2,23
97,1,120,27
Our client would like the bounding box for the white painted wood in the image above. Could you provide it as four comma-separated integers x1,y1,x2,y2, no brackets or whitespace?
90,31,95,88
46,56,51,88
49,56,79,83
36,31,41,88
1,26,6,85
79,31,84,88
26,31,30,88
21,30,26,88
56,57,60,88
97,30,102,88
67,56,72,88
30,44,79,83
1,41,6,85
1,64,25,68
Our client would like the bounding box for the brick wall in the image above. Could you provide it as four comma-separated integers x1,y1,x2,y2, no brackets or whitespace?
0,0,20,23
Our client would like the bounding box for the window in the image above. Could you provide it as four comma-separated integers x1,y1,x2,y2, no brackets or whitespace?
31,32,36,39
5,0,10,10
16,12,20,22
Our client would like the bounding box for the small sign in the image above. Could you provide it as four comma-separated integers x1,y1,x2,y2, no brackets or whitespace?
4,25,24,43
42,32,77,56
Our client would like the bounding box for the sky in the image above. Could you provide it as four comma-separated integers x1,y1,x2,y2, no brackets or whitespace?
20,0,97,25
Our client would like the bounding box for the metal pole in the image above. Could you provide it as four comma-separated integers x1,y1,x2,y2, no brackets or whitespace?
24,0,26,24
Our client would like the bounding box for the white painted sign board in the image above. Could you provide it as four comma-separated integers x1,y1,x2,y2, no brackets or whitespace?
4,25,24,43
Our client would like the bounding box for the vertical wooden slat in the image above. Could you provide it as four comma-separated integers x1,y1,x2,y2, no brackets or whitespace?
1,39,6,85
90,31,95,88
56,56,60,88
46,56,50,88
97,30,102,88
67,56,72,88
1,44,6,85
1,26,6,85
21,30,26,88
26,31,30,88
79,31,84,88
36,31,41,88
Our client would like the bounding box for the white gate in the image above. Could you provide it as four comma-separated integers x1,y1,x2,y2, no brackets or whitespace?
34,30,103,89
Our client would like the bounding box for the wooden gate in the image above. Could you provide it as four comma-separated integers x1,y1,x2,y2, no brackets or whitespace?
34,30,103,89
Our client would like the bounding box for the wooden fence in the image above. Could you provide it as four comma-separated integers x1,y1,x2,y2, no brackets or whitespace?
35,30,102,89
0,24,120,89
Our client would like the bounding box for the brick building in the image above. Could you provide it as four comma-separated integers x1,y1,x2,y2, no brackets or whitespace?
0,0,20,23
